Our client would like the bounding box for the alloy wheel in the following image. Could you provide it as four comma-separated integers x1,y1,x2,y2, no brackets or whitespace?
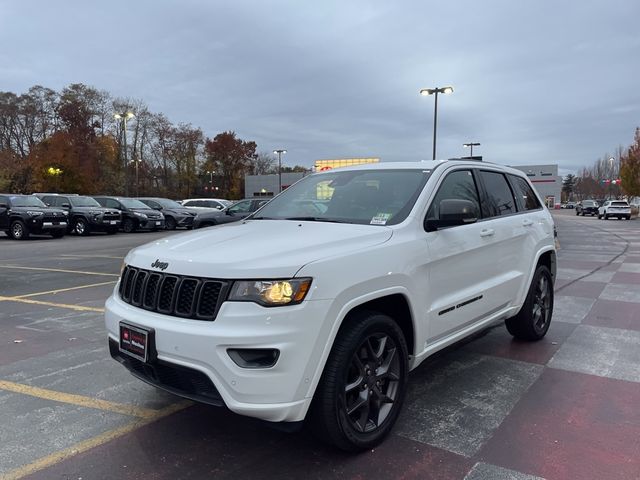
532,275,551,332
343,333,401,433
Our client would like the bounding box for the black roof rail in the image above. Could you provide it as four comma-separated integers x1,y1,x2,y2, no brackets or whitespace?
448,156,483,162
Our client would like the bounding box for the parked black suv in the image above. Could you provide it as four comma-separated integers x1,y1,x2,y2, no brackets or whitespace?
36,194,121,235
0,194,68,240
576,200,599,216
136,197,197,230
93,196,165,233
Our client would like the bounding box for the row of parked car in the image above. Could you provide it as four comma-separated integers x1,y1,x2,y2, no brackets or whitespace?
0,193,271,240
574,199,632,220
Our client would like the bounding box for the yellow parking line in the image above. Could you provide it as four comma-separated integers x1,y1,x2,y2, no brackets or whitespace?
1,401,192,480
0,380,158,419
0,296,105,313
0,265,119,277
14,281,117,299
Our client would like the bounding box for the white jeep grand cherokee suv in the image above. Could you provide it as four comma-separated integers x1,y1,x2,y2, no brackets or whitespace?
106,160,556,451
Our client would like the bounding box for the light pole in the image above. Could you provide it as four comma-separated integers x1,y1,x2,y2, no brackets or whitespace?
114,112,135,196
273,149,287,193
463,142,480,157
206,170,215,196
608,157,615,199
420,86,454,160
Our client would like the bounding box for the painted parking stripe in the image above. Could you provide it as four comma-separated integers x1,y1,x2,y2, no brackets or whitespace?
0,265,119,277
14,280,117,299
1,400,192,480
0,380,158,419
0,296,105,313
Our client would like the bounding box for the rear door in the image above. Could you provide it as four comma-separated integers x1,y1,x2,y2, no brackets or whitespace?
0,196,9,229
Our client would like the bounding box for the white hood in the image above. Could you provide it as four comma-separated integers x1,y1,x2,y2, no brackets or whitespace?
126,219,393,278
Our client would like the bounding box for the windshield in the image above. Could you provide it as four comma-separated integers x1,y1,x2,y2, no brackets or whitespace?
69,196,101,207
120,198,150,209
10,196,47,207
252,169,431,225
155,198,184,209
612,201,629,206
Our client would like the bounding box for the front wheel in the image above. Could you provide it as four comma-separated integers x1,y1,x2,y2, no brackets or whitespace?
122,218,136,233
506,265,553,341
309,311,408,451
9,220,29,240
74,218,90,236
165,216,177,230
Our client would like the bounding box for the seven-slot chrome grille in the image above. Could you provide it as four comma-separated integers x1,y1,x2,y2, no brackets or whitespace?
119,266,229,320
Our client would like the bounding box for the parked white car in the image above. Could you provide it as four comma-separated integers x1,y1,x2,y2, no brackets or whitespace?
598,200,631,220
180,198,233,211
106,160,556,451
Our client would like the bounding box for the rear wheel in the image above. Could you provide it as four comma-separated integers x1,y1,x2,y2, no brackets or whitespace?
9,220,29,240
506,265,553,341
309,311,408,452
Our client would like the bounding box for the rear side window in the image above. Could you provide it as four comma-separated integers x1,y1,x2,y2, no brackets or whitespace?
478,171,516,217
426,170,480,220
509,175,542,211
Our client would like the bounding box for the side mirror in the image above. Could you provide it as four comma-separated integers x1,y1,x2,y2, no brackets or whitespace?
425,199,478,232
61,203,70,208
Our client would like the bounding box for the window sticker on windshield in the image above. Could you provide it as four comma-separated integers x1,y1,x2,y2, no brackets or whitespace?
370,213,392,225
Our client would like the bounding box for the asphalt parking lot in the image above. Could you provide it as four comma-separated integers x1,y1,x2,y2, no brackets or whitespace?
1,212,639,480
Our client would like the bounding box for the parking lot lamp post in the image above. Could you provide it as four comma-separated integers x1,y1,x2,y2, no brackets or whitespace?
206,170,214,196
608,157,615,199
420,86,454,160
114,112,135,196
273,149,287,193
463,142,481,157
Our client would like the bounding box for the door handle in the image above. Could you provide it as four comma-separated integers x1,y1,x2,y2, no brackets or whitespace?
480,228,495,237
522,219,534,226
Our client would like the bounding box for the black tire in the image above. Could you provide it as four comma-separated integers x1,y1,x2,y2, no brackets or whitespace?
505,265,553,341
50,231,65,239
165,216,177,230
74,218,90,236
597,213,602,219
626,215,631,220
604,214,609,220
575,210,580,216
308,310,408,452
122,218,136,233
9,220,29,240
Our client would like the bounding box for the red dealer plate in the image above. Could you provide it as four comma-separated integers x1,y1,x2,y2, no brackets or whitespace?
119,322,152,362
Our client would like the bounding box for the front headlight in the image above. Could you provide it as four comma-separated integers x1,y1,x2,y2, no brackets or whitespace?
26,211,44,216
229,278,312,306
134,212,148,219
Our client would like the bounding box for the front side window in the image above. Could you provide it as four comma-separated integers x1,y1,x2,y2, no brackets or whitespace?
155,198,183,209
229,200,252,213
426,170,480,221
478,171,517,217
253,169,430,225
509,175,541,211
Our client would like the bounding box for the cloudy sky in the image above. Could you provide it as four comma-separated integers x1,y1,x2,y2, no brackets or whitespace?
1,0,639,175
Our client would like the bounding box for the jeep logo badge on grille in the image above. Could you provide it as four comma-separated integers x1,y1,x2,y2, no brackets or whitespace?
151,259,169,271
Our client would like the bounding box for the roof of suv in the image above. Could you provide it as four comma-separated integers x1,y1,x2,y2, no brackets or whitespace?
317,159,522,176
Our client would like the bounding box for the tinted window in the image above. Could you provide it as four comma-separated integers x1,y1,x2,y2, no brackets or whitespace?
478,171,516,217
426,170,480,221
509,175,541,211
106,199,120,209
229,200,252,213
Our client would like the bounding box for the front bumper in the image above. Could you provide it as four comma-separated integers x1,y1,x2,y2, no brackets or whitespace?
176,215,195,228
29,217,68,233
139,218,165,229
105,293,332,422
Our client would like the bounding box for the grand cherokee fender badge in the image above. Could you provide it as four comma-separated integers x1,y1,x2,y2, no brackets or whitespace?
151,259,169,271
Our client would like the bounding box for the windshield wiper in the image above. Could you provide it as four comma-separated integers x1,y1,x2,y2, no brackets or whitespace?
284,216,349,223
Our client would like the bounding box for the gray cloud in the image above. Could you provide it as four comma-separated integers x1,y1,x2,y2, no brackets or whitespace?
1,0,639,174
